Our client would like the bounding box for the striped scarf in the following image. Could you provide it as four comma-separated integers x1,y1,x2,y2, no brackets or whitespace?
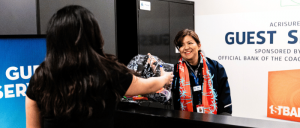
178,52,217,114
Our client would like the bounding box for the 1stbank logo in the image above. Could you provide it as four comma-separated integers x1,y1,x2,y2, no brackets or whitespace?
269,105,300,117
268,69,300,122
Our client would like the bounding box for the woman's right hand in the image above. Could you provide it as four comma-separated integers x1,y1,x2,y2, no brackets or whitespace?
160,67,173,85
125,66,174,96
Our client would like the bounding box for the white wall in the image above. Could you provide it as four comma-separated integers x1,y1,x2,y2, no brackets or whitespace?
188,0,300,122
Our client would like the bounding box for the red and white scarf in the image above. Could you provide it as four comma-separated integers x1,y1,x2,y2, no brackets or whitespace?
178,52,217,114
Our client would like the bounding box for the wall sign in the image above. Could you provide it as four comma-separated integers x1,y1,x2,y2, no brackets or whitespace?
140,1,151,11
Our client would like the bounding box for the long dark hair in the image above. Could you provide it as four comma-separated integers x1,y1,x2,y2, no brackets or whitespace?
29,5,132,118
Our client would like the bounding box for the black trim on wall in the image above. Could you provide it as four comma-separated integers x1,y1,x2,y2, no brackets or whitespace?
136,0,140,55
159,0,193,4
115,0,139,65
36,0,41,35
114,0,118,56
0,35,46,38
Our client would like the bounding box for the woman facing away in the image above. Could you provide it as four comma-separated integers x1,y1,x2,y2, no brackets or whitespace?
171,29,232,115
25,5,173,128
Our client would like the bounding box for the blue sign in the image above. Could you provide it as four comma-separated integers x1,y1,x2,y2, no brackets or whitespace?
0,37,46,128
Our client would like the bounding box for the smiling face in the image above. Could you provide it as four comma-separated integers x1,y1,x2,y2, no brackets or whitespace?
179,35,201,66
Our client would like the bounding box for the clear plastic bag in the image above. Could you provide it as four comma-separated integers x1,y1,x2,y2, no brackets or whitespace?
126,54,174,103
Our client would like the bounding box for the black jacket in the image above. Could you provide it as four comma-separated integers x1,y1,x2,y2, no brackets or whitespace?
172,57,232,114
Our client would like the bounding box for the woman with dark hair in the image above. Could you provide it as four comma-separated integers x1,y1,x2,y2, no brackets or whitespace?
25,5,173,128
171,29,232,115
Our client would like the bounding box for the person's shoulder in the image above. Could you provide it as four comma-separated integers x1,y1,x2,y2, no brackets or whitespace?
29,61,47,86
33,61,46,77
206,57,227,71
173,63,179,67
172,63,179,76
173,63,179,69
206,57,221,66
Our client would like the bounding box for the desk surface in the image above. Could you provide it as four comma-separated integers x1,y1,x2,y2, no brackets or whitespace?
115,103,300,128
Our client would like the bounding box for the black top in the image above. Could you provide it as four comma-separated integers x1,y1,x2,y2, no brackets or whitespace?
186,61,204,111
26,72,133,128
